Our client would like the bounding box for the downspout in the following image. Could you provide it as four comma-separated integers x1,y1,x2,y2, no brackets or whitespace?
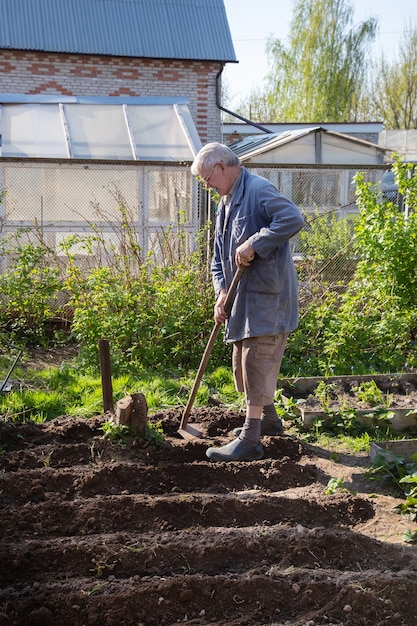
314,128,322,164
216,68,272,134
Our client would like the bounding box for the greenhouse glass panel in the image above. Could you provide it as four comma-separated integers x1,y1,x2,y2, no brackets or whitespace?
64,104,134,160
1,104,68,158
147,169,192,223
3,164,138,222
128,105,192,160
0,97,201,161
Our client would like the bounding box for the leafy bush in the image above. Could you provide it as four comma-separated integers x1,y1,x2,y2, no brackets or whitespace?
287,159,417,375
63,251,229,374
1,160,416,378
0,234,63,345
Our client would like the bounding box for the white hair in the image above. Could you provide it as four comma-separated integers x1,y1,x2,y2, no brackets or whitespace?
191,142,240,176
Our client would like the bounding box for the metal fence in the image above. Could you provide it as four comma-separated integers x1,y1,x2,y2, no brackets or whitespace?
0,158,388,293
247,164,388,303
0,159,200,272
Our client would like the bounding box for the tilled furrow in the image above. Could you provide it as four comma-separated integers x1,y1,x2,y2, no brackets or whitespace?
0,525,413,586
0,458,318,504
0,491,375,539
0,569,415,626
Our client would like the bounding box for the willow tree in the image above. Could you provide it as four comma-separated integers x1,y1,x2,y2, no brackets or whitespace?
244,0,377,123
371,23,417,129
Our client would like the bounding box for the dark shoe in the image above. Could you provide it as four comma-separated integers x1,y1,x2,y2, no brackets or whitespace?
261,418,284,436
233,418,284,437
206,437,264,462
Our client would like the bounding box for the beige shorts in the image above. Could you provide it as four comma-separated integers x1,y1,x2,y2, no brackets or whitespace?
232,333,289,406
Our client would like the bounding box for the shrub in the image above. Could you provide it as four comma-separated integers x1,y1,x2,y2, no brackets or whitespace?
0,233,63,346
286,159,417,376
1,161,416,379
65,255,228,374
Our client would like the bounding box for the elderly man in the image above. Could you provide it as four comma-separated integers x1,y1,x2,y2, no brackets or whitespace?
191,142,304,462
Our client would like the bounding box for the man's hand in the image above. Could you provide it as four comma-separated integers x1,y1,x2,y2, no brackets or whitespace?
236,241,255,267
214,290,228,324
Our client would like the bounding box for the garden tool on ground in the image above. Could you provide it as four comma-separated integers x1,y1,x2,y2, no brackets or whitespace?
178,265,246,439
0,348,22,393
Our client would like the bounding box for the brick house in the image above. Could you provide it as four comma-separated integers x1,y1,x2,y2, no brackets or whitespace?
0,0,237,150
0,0,236,263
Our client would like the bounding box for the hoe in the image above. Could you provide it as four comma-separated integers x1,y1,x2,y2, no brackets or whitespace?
178,265,245,439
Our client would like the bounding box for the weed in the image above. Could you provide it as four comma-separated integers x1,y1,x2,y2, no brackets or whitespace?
367,452,417,526
325,477,355,495
143,422,164,447
89,442,105,463
403,528,417,544
41,452,52,467
352,380,393,408
312,417,325,439
100,420,133,445
274,389,304,427
91,558,115,578
100,418,164,447
83,582,109,595
313,381,335,413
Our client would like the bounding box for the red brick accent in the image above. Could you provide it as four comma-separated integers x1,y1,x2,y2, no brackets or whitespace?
71,66,99,77
153,70,182,82
0,50,223,142
27,63,58,75
27,81,73,96
115,68,140,80
0,60,17,72
110,87,139,96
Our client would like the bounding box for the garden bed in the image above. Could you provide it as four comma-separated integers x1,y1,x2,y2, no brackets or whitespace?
279,373,417,432
1,406,417,625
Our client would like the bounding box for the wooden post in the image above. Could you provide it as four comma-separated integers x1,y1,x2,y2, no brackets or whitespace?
99,339,114,414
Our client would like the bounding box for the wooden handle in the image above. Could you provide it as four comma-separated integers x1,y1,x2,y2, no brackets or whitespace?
180,265,246,430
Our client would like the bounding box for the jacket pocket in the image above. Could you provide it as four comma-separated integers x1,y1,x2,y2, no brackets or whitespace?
231,214,251,244
246,258,280,294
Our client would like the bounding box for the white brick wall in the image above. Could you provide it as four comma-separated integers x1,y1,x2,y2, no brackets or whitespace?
0,50,223,144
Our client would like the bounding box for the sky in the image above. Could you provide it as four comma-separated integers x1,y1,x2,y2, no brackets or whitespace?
222,0,417,108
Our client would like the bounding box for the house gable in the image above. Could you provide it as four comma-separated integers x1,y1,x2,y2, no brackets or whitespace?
231,127,391,166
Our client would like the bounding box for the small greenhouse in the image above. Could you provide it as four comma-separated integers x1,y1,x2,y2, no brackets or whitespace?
0,95,203,267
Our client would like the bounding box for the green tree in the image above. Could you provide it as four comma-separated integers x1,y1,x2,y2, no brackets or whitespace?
237,0,377,123
371,22,417,129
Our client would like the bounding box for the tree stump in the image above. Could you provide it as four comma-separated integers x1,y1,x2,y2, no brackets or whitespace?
115,392,148,435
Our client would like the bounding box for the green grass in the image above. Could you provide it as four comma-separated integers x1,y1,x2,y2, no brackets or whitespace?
0,357,244,423
0,356,416,458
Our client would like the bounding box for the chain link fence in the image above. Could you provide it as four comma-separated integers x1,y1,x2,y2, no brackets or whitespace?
247,164,387,304
0,159,388,297
0,160,200,273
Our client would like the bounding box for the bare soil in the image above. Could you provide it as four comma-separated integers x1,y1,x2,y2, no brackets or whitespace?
1,403,417,626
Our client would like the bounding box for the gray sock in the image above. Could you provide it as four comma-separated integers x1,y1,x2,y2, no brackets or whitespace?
239,418,261,448
262,404,279,423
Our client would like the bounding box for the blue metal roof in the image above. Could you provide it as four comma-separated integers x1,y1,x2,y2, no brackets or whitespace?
0,0,236,62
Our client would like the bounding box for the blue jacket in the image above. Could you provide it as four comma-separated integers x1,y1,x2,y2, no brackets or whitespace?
211,167,305,342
